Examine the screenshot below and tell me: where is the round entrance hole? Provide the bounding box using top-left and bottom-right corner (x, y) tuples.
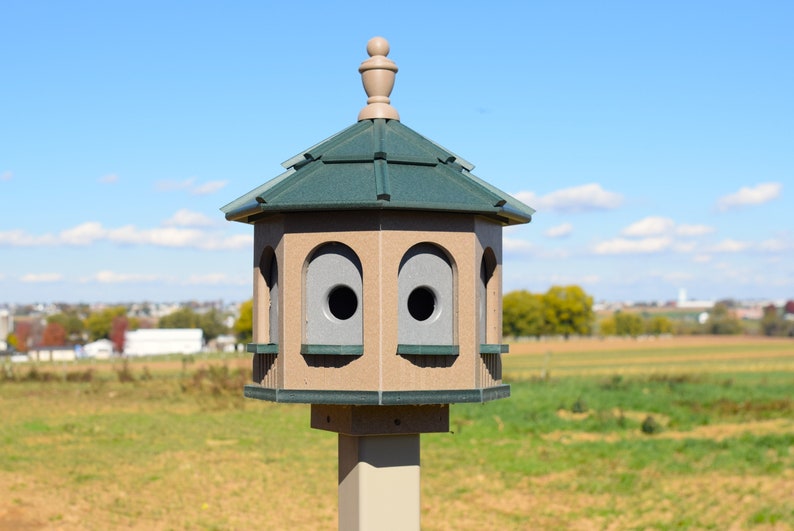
(407, 286), (436, 321)
(327, 285), (358, 321)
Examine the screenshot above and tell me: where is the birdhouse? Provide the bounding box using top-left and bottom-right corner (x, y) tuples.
(222, 37), (534, 415)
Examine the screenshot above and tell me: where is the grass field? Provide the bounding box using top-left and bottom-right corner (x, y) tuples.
(1, 336), (792, 530)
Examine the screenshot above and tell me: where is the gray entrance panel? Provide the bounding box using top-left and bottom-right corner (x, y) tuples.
(398, 243), (453, 344)
(305, 243), (363, 345)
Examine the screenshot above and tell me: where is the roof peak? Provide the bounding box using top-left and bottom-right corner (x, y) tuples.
(358, 37), (400, 122)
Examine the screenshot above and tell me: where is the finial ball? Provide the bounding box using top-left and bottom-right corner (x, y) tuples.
(367, 37), (390, 57)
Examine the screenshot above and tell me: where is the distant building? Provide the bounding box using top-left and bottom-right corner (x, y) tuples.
(676, 288), (715, 309)
(83, 339), (115, 359)
(123, 328), (203, 356)
(209, 334), (240, 353)
(28, 345), (77, 362)
(0, 309), (13, 351)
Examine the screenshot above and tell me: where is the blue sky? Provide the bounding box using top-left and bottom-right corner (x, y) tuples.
(1, 1), (792, 304)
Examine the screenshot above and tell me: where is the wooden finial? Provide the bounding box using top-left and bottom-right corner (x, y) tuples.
(357, 37), (400, 121)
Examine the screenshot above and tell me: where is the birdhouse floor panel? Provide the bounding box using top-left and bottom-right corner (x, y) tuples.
(243, 384), (510, 405)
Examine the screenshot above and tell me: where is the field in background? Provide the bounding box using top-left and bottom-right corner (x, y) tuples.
(1, 336), (792, 530)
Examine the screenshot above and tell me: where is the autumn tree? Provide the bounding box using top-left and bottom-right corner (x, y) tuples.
(614, 312), (644, 337)
(645, 315), (673, 336)
(110, 315), (128, 352)
(542, 285), (594, 338)
(234, 300), (253, 343)
(41, 322), (67, 346)
(14, 320), (32, 352)
(85, 306), (128, 341)
(48, 311), (86, 343)
(502, 291), (544, 338)
(5, 332), (19, 351)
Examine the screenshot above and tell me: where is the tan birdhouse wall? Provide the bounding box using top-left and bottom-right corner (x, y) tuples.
(249, 210), (505, 396)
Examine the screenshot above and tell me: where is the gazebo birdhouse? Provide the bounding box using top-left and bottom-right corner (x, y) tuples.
(222, 37), (534, 530)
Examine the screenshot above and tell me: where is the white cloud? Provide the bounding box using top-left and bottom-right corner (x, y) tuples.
(758, 238), (790, 252)
(709, 239), (752, 253)
(622, 216), (675, 237)
(183, 273), (249, 286)
(716, 182), (782, 211)
(0, 229), (56, 246)
(1, 171), (12, 181)
(192, 180), (228, 195)
(503, 237), (534, 255)
(98, 173), (118, 184)
(155, 177), (196, 192)
(620, 218), (715, 238)
(545, 222), (573, 238)
(2, 221), (251, 251)
(107, 226), (205, 247)
(676, 224), (715, 237)
(543, 273), (601, 286)
(21, 273), (63, 283)
(90, 271), (160, 284)
(164, 209), (216, 227)
(155, 177), (228, 196)
(60, 222), (106, 245)
(672, 241), (697, 253)
(693, 254), (712, 263)
(199, 233), (252, 250)
(651, 270), (694, 283)
(593, 236), (672, 255)
(514, 183), (623, 213)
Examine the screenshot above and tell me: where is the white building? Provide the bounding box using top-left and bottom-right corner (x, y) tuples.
(83, 339), (115, 359)
(28, 345), (77, 362)
(0, 309), (13, 351)
(123, 328), (204, 356)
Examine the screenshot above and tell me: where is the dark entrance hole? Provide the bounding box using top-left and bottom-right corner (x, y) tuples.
(328, 285), (358, 321)
(407, 287), (436, 321)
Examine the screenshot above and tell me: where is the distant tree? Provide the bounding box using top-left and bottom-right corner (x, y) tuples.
(542, 285), (594, 338)
(47, 311), (86, 343)
(159, 307), (228, 341)
(598, 315), (617, 336)
(110, 315), (128, 352)
(645, 315), (673, 336)
(85, 306), (127, 341)
(614, 311), (644, 337)
(717, 298), (738, 309)
(159, 307), (197, 329)
(234, 300), (253, 343)
(707, 302), (743, 335)
(784, 300), (794, 316)
(41, 322), (67, 346)
(14, 321), (32, 352)
(502, 290), (545, 338)
(6, 332), (18, 350)
(760, 304), (784, 337)
(198, 308), (228, 341)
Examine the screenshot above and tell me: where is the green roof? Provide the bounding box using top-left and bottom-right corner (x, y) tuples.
(222, 119), (535, 226)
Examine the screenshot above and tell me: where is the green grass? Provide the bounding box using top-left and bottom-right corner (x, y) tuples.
(1, 338), (793, 529)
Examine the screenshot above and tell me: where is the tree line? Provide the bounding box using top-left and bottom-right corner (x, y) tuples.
(504, 288), (794, 339)
(6, 305), (230, 353)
